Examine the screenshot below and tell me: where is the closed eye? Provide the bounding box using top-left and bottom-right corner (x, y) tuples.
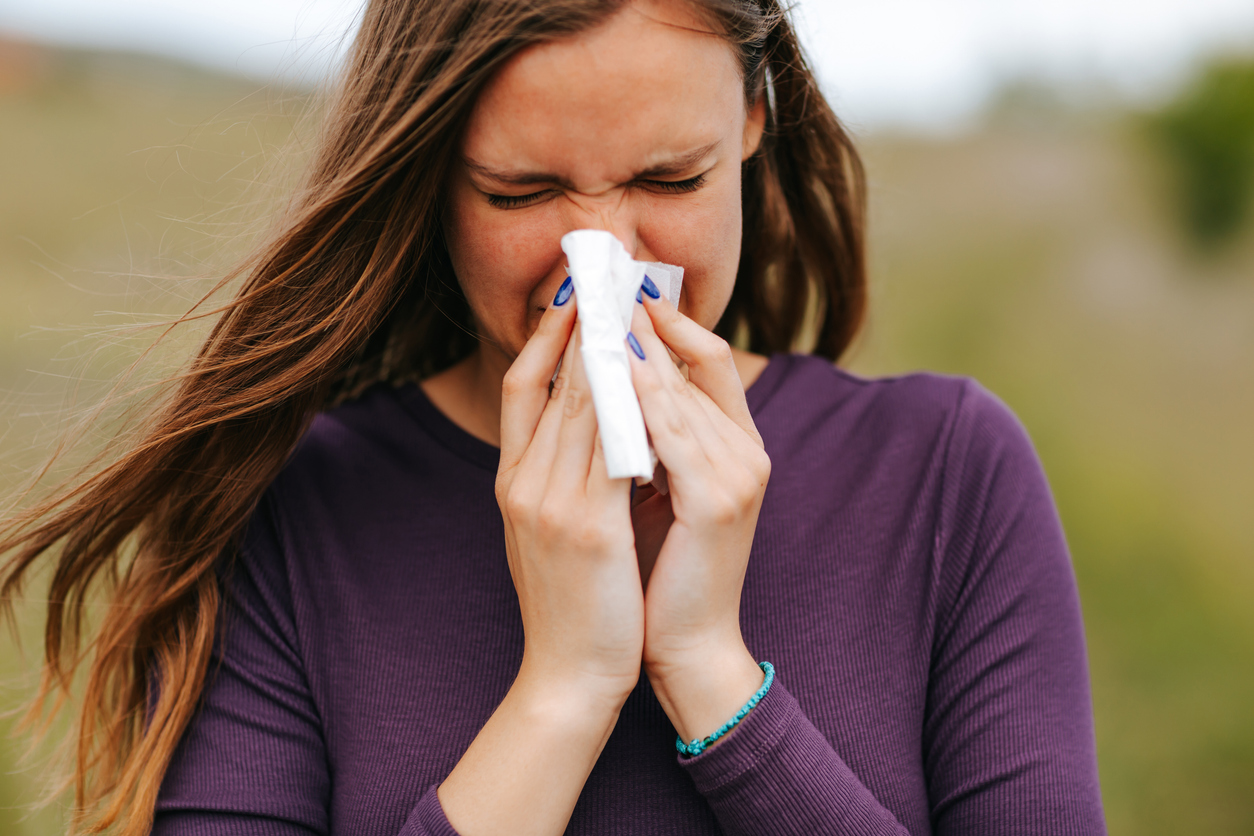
(639, 173), (707, 194)
(485, 189), (557, 209)
(483, 172), (709, 209)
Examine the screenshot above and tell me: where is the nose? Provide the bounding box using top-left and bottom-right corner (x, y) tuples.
(563, 189), (642, 259)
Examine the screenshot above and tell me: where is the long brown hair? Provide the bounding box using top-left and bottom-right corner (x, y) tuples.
(0, 1), (865, 832)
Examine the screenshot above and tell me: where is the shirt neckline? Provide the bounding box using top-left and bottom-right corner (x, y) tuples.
(398, 351), (796, 473)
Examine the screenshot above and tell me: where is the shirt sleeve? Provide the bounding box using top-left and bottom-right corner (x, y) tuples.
(677, 380), (1105, 835)
(151, 493), (460, 836)
(923, 382), (1105, 833)
(677, 675), (911, 834)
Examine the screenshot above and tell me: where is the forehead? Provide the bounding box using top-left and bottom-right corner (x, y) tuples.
(463, 3), (745, 182)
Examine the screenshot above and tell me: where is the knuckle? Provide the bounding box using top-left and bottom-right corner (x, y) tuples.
(568, 519), (605, 551)
(501, 368), (528, 400)
(502, 481), (536, 519)
(702, 468), (765, 526)
(635, 366), (666, 397)
(707, 491), (740, 525)
(702, 335), (735, 368)
(538, 506), (609, 552)
(563, 382), (589, 419)
(535, 499), (564, 537)
(757, 452), (772, 484)
(663, 410), (689, 440)
(548, 371), (568, 400)
(735, 471), (761, 505)
(748, 448), (771, 484)
(724, 472), (752, 504)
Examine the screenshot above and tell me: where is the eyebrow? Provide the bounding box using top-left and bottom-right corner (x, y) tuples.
(463, 141), (720, 190)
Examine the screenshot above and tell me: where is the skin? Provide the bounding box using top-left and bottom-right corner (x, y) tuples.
(426, 3), (772, 833)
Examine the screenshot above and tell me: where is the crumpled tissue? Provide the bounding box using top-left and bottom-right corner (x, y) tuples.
(559, 229), (683, 484)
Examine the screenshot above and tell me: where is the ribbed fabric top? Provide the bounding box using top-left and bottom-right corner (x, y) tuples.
(153, 352), (1106, 835)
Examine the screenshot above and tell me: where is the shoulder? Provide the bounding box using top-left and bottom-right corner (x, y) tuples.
(223, 384), (430, 608)
(761, 352), (1008, 416)
(277, 383), (418, 487)
(756, 353), (1024, 464)
(232, 383), (426, 568)
(755, 354), (1050, 544)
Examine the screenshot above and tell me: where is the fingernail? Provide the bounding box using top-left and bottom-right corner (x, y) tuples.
(636, 288), (643, 304)
(641, 274), (661, 299)
(627, 331), (645, 360)
(553, 276), (574, 306)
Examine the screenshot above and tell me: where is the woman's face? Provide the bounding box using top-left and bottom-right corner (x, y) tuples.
(445, 0), (766, 363)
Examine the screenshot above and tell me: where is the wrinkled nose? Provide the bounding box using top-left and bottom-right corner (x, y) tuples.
(564, 189), (641, 258)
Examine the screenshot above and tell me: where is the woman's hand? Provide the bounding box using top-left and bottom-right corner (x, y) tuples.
(626, 294), (772, 747)
(440, 290), (645, 836)
(495, 290), (646, 708)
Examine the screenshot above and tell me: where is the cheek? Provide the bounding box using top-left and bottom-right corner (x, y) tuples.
(445, 188), (565, 329)
(638, 178), (742, 329)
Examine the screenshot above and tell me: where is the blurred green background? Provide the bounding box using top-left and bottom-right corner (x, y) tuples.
(1, 35), (1252, 836)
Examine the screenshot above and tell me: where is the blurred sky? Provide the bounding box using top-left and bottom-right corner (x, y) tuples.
(2, 0), (1254, 129)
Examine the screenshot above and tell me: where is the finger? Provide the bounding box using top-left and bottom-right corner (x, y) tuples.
(585, 429), (631, 504)
(638, 357), (728, 471)
(629, 302), (688, 391)
(500, 283), (577, 471)
(684, 379), (765, 459)
(630, 310), (760, 492)
(625, 321), (721, 485)
(548, 332), (601, 496)
(629, 304), (731, 458)
(516, 318), (582, 480)
(637, 290), (761, 446)
(630, 325), (771, 521)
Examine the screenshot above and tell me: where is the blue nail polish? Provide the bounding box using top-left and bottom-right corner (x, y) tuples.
(636, 288), (643, 304)
(553, 276), (574, 306)
(641, 274), (661, 299)
(627, 331), (645, 360)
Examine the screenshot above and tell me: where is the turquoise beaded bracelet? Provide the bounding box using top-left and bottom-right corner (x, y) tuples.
(675, 661), (775, 758)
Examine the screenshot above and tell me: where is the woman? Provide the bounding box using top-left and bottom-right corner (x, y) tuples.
(0, 1), (1106, 834)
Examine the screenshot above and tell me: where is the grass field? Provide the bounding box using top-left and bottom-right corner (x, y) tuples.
(1, 43), (1252, 835)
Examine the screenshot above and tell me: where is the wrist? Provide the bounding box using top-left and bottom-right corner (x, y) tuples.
(438, 659), (629, 835)
(513, 659), (634, 724)
(645, 639), (763, 748)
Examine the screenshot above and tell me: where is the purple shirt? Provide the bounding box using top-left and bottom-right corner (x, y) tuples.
(153, 352), (1106, 835)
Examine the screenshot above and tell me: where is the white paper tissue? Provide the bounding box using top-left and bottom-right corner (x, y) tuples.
(559, 230), (683, 481)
